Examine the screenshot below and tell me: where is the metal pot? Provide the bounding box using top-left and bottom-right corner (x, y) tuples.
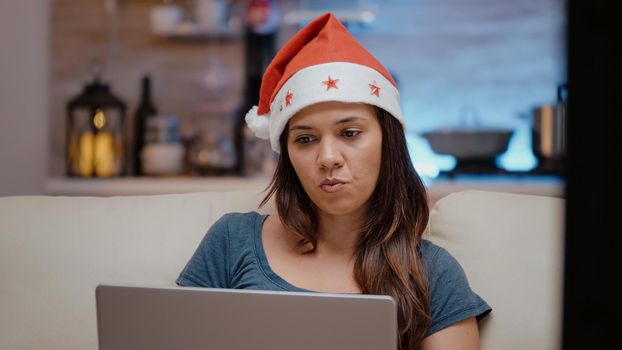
(422, 130), (513, 160)
(531, 84), (567, 171)
(421, 105), (514, 162)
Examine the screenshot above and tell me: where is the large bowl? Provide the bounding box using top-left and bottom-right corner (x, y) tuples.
(421, 129), (514, 161)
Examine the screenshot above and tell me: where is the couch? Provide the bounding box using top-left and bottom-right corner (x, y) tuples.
(0, 189), (564, 350)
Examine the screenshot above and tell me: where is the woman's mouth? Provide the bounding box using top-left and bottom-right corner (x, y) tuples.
(319, 179), (346, 193)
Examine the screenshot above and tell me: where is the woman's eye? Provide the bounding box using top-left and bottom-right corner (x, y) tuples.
(295, 136), (314, 144)
(342, 130), (361, 138)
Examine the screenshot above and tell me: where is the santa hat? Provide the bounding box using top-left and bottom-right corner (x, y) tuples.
(245, 12), (404, 153)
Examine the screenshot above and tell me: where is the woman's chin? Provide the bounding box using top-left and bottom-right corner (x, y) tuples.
(313, 200), (366, 217)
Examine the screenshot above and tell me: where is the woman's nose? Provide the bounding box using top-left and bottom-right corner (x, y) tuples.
(317, 138), (344, 169)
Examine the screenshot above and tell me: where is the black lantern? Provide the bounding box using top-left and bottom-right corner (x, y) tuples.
(66, 75), (127, 177)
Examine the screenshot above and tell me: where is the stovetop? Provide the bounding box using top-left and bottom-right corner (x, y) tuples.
(438, 158), (565, 178)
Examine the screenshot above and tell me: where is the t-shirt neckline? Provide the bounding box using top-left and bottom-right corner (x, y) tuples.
(252, 212), (315, 293)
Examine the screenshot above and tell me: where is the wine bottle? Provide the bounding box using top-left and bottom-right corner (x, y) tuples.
(133, 75), (158, 176)
(234, 0), (279, 175)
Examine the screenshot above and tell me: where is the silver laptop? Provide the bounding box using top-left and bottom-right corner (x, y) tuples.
(95, 284), (397, 350)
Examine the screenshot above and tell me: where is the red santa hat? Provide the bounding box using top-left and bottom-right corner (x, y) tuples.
(245, 12), (404, 152)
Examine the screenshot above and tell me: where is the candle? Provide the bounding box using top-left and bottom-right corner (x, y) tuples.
(78, 132), (94, 177)
(94, 132), (115, 177)
(91, 109), (115, 177)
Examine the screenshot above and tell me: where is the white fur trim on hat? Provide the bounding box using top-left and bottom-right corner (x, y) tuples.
(244, 105), (270, 140)
(266, 62), (404, 153)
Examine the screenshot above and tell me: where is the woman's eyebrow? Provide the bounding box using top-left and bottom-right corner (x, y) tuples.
(335, 116), (364, 125)
(289, 116), (366, 131)
(289, 124), (313, 131)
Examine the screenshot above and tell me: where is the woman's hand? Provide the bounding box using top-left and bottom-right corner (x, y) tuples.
(421, 317), (480, 350)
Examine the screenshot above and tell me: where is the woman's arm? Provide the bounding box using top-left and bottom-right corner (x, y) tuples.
(421, 317), (480, 350)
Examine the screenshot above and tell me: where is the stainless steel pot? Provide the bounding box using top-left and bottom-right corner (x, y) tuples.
(532, 84), (567, 161)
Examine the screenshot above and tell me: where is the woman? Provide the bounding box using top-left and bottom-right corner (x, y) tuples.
(177, 13), (491, 349)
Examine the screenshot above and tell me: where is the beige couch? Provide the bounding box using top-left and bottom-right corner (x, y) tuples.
(0, 189), (564, 350)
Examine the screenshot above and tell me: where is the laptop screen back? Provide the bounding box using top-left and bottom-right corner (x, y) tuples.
(96, 284), (397, 350)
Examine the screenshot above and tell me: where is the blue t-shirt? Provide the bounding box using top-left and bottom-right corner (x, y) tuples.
(176, 212), (491, 335)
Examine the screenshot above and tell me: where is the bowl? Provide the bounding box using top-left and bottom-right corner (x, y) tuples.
(421, 129), (513, 161)
(141, 143), (184, 175)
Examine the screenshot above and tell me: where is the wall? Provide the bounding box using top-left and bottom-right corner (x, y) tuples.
(48, 0), (296, 177)
(0, 0), (50, 196)
(47, 0), (565, 178)
(354, 0), (566, 174)
(0, 0), (564, 192)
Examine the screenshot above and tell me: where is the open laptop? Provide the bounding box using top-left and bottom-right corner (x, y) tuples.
(95, 284), (397, 350)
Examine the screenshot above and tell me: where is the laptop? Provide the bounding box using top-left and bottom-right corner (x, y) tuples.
(95, 284), (397, 350)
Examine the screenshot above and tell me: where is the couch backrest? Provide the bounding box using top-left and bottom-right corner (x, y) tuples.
(0, 190), (271, 350)
(427, 190), (565, 350)
(0, 190), (564, 350)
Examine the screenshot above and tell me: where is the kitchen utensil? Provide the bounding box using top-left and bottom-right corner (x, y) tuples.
(141, 143), (184, 175)
(145, 114), (180, 144)
(421, 105), (514, 162)
(531, 84), (567, 172)
(190, 130), (236, 175)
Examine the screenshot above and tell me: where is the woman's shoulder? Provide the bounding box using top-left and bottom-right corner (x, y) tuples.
(419, 239), (492, 335)
(197, 211), (264, 250)
(210, 211), (265, 233)
(176, 211), (266, 288)
(419, 239), (466, 282)
(209, 211), (267, 250)
(218, 211), (263, 222)
(215, 211), (264, 222)
(419, 239), (451, 265)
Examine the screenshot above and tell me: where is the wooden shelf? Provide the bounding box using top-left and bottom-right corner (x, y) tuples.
(152, 21), (243, 43)
(46, 176), (271, 197)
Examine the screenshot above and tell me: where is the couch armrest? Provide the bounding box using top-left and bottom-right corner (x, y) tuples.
(427, 190), (564, 350)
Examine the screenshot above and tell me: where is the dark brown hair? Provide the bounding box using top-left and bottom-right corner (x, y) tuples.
(260, 107), (431, 349)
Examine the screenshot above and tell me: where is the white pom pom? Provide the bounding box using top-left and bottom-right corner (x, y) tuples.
(244, 106), (270, 140)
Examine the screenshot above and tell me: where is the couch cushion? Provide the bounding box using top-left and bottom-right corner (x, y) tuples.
(0, 189), (564, 350)
(426, 190), (564, 350)
(0, 190), (271, 350)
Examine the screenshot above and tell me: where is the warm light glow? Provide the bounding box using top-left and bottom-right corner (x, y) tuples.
(94, 132), (115, 177)
(93, 109), (106, 129)
(78, 130), (116, 177)
(78, 132), (94, 176)
(198, 149), (210, 164)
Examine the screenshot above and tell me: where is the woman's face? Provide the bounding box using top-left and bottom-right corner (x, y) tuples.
(286, 101), (382, 217)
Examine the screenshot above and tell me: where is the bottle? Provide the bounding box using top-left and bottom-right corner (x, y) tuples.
(234, 0), (279, 175)
(133, 75), (158, 176)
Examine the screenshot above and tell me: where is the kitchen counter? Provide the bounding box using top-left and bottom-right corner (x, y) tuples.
(46, 175), (564, 203)
(423, 174), (564, 202)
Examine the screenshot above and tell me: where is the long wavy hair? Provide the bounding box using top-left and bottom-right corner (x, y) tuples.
(260, 107), (431, 349)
